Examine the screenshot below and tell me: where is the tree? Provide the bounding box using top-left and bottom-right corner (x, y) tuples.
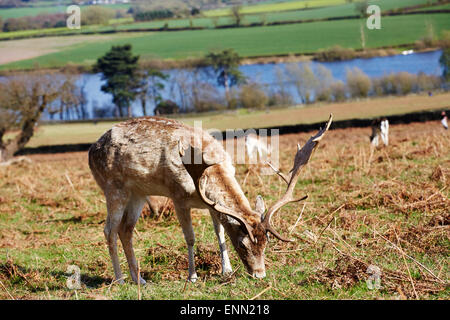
(354, 0), (369, 18)
(231, 5), (243, 27)
(0, 73), (63, 162)
(205, 49), (246, 107)
(440, 47), (450, 82)
(94, 44), (140, 118)
(287, 62), (318, 104)
(137, 68), (168, 116)
(346, 67), (372, 98)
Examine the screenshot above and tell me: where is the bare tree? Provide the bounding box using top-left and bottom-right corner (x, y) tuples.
(231, 4), (243, 27)
(0, 73), (66, 162)
(287, 62), (318, 104)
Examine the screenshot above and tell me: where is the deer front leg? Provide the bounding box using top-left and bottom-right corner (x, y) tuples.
(210, 212), (233, 275)
(174, 205), (198, 282)
(119, 196), (146, 285)
(104, 190), (128, 284)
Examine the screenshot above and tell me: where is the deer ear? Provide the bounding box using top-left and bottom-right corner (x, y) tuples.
(255, 195), (266, 217)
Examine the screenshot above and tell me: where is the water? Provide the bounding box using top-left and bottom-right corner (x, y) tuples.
(42, 49), (444, 120)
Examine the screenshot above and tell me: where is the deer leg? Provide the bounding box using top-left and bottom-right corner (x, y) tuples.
(174, 204), (198, 282)
(104, 189), (129, 284)
(210, 212), (233, 275)
(119, 196), (146, 285)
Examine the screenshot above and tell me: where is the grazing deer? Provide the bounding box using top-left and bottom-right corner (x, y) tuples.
(88, 115), (332, 284)
(370, 117), (389, 147)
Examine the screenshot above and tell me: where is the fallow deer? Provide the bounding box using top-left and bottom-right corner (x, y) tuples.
(88, 115), (332, 284)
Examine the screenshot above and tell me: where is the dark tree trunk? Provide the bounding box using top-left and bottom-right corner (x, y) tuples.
(141, 97), (147, 116)
(0, 98), (47, 162)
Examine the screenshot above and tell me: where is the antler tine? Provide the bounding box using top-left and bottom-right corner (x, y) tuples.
(266, 161), (290, 185)
(262, 114), (333, 242)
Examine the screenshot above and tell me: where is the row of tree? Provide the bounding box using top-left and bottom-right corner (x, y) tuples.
(94, 44), (449, 117)
(93, 45), (246, 117)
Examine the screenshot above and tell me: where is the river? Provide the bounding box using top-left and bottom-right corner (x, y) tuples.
(42, 49), (444, 120)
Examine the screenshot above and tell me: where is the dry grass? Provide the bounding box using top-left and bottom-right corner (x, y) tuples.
(0, 120), (448, 300)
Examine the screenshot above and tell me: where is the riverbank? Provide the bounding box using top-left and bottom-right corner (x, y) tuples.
(19, 92), (450, 148)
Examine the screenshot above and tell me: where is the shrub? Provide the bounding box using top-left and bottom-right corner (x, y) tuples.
(134, 9), (174, 22)
(372, 73), (396, 96)
(238, 83), (268, 109)
(316, 87), (333, 102)
(267, 91), (294, 107)
(346, 67), (371, 98)
(314, 45), (357, 62)
(82, 6), (115, 26)
(191, 82), (225, 112)
(154, 99), (179, 115)
(417, 72), (441, 91)
(394, 72), (416, 95)
(329, 81), (347, 102)
(2, 13), (66, 31)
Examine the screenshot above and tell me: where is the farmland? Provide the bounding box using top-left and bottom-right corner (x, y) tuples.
(0, 120), (448, 300)
(0, 0), (444, 41)
(2, 13), (449, 70)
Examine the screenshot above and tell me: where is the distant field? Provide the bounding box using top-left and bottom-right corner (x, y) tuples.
(0, 0), (442, 41)
(202, 0), (441, 16)
(23, 92), (450, 147)
(0, 3), (131, 19)
(2, 13), (449, 70)
(412, 3), (450, 11)
(204, 0), (346, 16)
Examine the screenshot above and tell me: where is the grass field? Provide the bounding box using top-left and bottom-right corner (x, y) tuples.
(203, 0), (346, 16)
(20, 92), (450, 148)
(2, 13), (449, 70)
(0, 0), (442, 42)
(0, 120), (448, 300)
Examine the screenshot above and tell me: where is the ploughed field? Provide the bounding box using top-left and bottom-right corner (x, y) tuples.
(0, 121), (448, 299)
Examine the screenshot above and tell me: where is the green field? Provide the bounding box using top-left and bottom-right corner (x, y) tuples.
(204, 0), (346, 16)
(0, 0), (443, 41)
(2, 13), (449, 70)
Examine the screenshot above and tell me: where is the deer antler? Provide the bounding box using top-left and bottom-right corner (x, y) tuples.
(263, 114), (333, 242)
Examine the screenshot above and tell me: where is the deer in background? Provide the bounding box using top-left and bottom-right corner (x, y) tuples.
(245, 132), (271, 164)
(370, 117), (389, 147)
(88, 115), (332, 284)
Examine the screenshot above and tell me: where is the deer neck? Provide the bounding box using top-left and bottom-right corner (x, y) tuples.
(202, 164), (261, 227)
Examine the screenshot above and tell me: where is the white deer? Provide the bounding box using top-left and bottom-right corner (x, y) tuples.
(88, 115), (332, 284)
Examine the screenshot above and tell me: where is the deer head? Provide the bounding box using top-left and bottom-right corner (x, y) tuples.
(180, 114), (333, 278)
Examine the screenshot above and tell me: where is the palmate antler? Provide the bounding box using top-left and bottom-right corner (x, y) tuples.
(264, 114), (333, 242)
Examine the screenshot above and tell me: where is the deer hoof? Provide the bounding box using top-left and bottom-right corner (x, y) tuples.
(188, 274), (198, 283)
